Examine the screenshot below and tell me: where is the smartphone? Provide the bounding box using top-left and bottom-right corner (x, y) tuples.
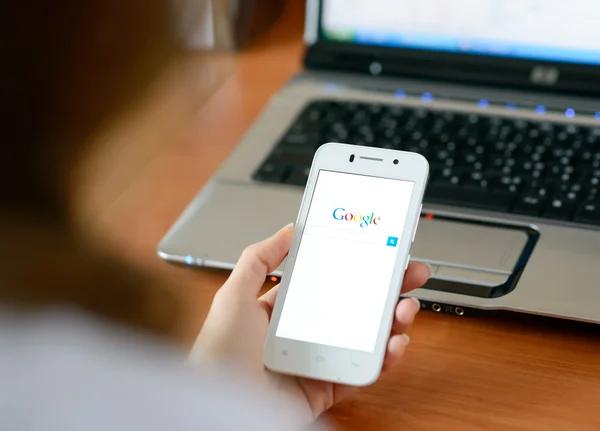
(263, 143), (429, 386)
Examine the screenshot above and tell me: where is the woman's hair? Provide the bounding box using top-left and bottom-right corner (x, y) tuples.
(1, 1), (183, 335)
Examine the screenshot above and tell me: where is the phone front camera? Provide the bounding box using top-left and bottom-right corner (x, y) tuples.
(349, 154), (355, 162)
(393, 159), (399, 165)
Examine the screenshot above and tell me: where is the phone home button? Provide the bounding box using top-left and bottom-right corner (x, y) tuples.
(316, 356), (325, 362)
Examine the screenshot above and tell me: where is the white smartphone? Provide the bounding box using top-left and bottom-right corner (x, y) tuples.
(263, 142), (429, 386)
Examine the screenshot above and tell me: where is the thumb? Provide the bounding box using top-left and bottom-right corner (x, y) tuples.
(221, 224), (294, 299)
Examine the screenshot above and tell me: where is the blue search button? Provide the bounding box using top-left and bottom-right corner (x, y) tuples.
(386, 236), (398, 247)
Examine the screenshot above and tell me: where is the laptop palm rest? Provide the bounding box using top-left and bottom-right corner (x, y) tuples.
(159, 181), (538, 299)
(412, 213), (539, 298)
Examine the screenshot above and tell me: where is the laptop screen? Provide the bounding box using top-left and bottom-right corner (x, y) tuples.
(321, 0), (600, 65)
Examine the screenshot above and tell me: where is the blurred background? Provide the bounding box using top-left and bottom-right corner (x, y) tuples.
(68, 0), (301, 342)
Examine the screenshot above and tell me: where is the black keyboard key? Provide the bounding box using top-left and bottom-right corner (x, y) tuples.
(492, 176), (521, 196)
(254, 163), (288, 183)
(513, 195), (546, 216)
(575, 202), (600, 225)
(282, 132), (319, 147)
(425, 185), (516, 211)
(513, 182), (551, 216)
(285, 167), (310, 186)
(431, 149), (453, 164)
(354, 134), (375, 146)
(269, 151), (314, 167)
(543, 200), (577, 220)
(584, 187), (600, 202)
(349, 109), (371, 126)
(463, 171), (489, 190)
(378, 137), (402, 150)
(542, 185), (580, 221)
(432, 167), (462, 187)
(323, 131), (348, 144)
(276, 141), (319, 156)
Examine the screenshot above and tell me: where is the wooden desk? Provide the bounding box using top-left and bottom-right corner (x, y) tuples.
(86, 1), (600, 429)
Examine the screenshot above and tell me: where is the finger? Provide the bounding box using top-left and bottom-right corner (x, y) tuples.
(222, 224), (294, 298)
(383, 333), (410, 366)
(400, 262), (431, 294)
(392, 297), (420, 335)
(258, 284), (280, 318)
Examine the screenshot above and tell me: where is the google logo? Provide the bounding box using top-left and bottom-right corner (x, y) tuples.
(333, 208), (380, 228)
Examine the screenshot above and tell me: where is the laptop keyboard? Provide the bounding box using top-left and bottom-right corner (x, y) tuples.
(253, 99), (600, 226)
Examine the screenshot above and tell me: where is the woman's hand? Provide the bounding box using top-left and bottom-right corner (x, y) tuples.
(190, 224), (430, 426)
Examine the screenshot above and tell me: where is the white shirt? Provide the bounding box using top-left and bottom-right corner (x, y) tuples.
(0, 307), (328, 431)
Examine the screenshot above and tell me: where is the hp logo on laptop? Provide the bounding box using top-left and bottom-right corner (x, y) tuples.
(530, 66), (560, 86)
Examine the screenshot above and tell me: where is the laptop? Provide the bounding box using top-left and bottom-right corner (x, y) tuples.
(158, 0), (600, 324)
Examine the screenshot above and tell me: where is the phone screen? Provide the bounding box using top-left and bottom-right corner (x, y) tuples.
(276, 170), (415, 353)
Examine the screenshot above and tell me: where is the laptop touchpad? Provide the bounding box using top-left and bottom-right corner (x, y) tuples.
(411, 214), (535, 297)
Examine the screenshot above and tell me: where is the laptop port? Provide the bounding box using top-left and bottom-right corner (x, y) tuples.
(455, 307), (465, 316)
(432, 303), (442, 312)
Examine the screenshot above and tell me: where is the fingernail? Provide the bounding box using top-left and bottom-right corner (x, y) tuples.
(281, 223), (294, 231)
(424, 262), (433, 276)
(410, 296), (421, 310)
(401, 333), (410, 345)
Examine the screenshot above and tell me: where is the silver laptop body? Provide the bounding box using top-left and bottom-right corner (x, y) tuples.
(159, 0), (600, 323)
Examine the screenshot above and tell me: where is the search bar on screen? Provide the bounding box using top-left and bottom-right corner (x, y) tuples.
(303, 225), (399, 247)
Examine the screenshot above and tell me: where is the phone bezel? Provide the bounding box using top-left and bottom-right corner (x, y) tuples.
(263, 142), (429, 386)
